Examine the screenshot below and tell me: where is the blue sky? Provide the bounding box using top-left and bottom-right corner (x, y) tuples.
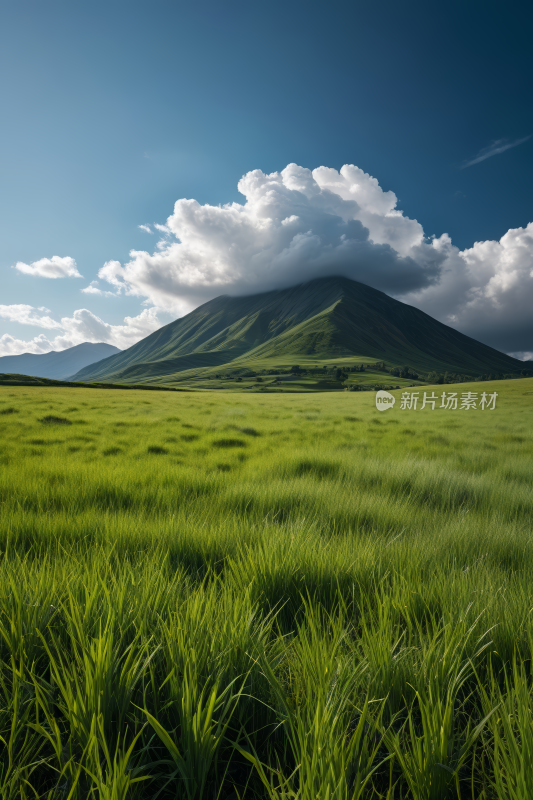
(1, 0), (533, 358)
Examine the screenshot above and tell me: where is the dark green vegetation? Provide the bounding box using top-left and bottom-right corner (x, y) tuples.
(70, 277), (531, 387)
(1, 380), (533, 798)
(1, 363), (423, 395)
(0, 373), (187, 391)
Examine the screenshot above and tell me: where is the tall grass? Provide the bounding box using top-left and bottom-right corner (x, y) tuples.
(0, 379), (532, 797)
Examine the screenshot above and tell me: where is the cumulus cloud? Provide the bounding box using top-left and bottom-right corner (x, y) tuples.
(14, 255), (82, 279)
(401, 221), (533, 353)
(0, 305), (170, 356)
(138, 224), (153, 234)
(90, 163), (533, 355)
(95, 164), (445, 313)
(0, 304), (63, 330)
(0, 333), (59, 356)
(81, 280), (118, 297)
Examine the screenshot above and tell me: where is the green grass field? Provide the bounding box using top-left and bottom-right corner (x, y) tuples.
(0, 379), (532, 799)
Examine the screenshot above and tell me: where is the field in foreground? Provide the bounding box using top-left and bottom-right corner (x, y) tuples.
(0, 379), (532, 799)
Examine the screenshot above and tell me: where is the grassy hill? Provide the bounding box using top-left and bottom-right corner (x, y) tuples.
(70, 276), (532, 385)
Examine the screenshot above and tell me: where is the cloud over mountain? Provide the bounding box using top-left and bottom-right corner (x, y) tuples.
(5, 164), (533, 357)
(93, 164), (533, 355)
(98, 164), (445, 311)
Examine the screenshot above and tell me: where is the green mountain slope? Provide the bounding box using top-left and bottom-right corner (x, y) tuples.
(70, 277), (531, 384)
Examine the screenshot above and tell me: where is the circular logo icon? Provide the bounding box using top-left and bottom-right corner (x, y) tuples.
(375, 390), (396, 411)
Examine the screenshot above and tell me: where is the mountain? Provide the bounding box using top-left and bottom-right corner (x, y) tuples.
(0, 342), (121, 381)
(70, 277), (531, 384)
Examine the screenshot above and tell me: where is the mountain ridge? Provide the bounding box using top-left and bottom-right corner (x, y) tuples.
(70, 277), (532, 384)
(0, 342), (121, 381)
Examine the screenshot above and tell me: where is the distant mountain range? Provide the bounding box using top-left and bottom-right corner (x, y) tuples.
(0, 342), (121, 381)
(69, 277), (531, 385)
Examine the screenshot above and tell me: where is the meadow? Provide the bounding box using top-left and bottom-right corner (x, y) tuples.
(0, 379), (532, 799)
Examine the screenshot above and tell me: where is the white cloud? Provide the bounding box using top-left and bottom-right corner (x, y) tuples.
(138, 224), (153, 233)
(96, 163), (444, 312)
(91, 163), (533, 354)
(14, 255), (82, 279)
(402, 221), (533, 353)
(0, 304), (63, 330)
(0, 305), (170, 356)
(0, 333), (58, 356)
(98, 260), (126, 291)
(81, 280), (118, 297)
